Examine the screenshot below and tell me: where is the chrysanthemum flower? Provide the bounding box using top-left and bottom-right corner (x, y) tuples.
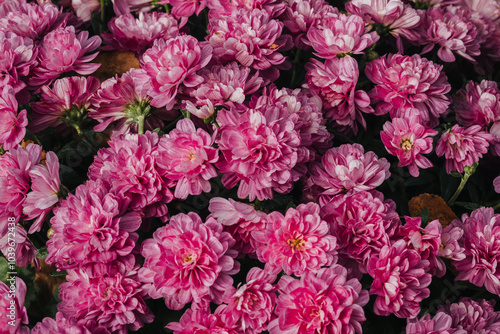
(32, 312), (111, 334)
(365, 53), (451, 126)
(141, 35), (212, 109)
(305, 56), (373, 134)
(0, 277), (29, 334)
(158, 0), (207, 19)
(307, 13), (379, 58)
(102, 12), (181, 54)
(438, 223), (466, 262)
(45, 179), (141, 270)
(207, 0), (286, 20)
(495, 175), (500, 193)
(309, 143), (390, 205)
(367, 239), (432, 318)
(269, 265), (369, 334)
(380, 115), (438, 177)
(72, 0), (100, 22)
(438, 297), (500, 332)
(406, 312), (453, 334)
(167, 307), (238, 334)
(28, 25), (101, 91)
(452, 207), (500, 295)
(435, 124), (492, 174)
(0, 85), (28, 150)
(139, 212), (239, 310)
(0, 224), (36, 268)
(454, 79), (500, 128)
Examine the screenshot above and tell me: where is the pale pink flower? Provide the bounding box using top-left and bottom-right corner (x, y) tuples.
(435, 124), (492, 174)
(305, 56), (374, 134)
(307, 13), (379, 58)
(367, 239), (432, 318)
(439, 297), (500, 333)
(218, 267), (277, 334)
(30, 76), (100, 134)
(102, 12), (181, 54)
(45, 179), (142, 270)
(309, 143), (390, 205)
(494, 175), (500, 193)
(0, 85), (27, 150)
(71, 0), (100, 22)
(0, 277), (29, 334)
(28, 25), (101, 91)
(365, 53), (451, 126)
(139, 212), (239, 310)
(141, 35), (212, 109)
(207, 0), (286, 20)
(253, 203), (337, 276)
(159, 0), (207, 18)
(0, 224), (36, 268)
(167, 306), (238, 334)
(269, 265), (369, 334)
(490, 120), (500, 156)
(32, 312), (111, 334)
(438, 222), (466, 262)
(380, 115), (438, 177)
(406, 312), (453, 334)
(452, 207), (500, 295)
(454, 79), (500, 128)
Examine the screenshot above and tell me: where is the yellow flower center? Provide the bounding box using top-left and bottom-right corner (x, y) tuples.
(400, 138), (413, 152)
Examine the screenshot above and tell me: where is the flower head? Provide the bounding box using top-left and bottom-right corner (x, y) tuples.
(32, 312), (111, 334)
(454, 79), (500, 128)
(439, 297), (500, 333)
(0, 277), (29, 334)
(0, 224), (36, 268)
(0, 85), (27, 150)
(167, 306), (238, 334)
(406, 312), (453, 334)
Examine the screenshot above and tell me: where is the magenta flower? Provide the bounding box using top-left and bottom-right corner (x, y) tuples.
(32, 312), (111, 334)
(380, 115), (438, 177)
(218, 267), (276, 334)
(30, 76), (100, 134)
(28, 25), (101, 91)
(454, 79), (500, 128)
(141, 35), (212, 109)
(207, 0), (286, 20)
(58, 262), (154, 333)
(490, 120), (500, 156)
(309, 143), (390, 205)
(45, 179), (141, 270)
(167, 306), (238, 334)
(0, 85), (27, 150)
(161, 0), (207, 19)
(438, 297), (500, 333)
(406, 312), (453, 334)
(438, 223), (466, 262)
(436, 124), (492, 174)
(72, 0), (100, 22)
(452, 207), (500, 295)
(305, 56), (374, 134)
(102, 12), (181, 54)
(208, 197), (267, 255)
(0, 277), (29, 334)
(365, 53), (451, 126)
(495, 176), (500, 193)
(0, 224), (36, 268)
(253, 203), (337, 276)
(307, 13), (379, 58)
(269, 265), (369, 334)
(367, 239), (432, 318)
(139, 212), (239, 310)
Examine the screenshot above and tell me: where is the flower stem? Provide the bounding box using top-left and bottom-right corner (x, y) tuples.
(493, 201), (500, 211)
(448, 163), (477, 206)
(100, 0), (106, 33)
(137, 115), (145, 135)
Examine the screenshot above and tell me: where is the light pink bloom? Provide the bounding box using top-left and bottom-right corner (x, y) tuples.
(45, 179), (141, 270)
(218, 267), (276, 334)
(309, 143), (390, 205)
(32, 312), (111, 334)
(71, 0), (100, 22)
(141, 35), (211, 109)
(30, 76), (100, 134)
(380, 115), (438, 177)
(0, 85), (27, 150)
(406, 312), (453, 334)
(269, 265), (369, 334)
(452, 207), (500, 295)
(454, 79), (500, 128)
(207, 0), (286, 20)
(435, 124), (492, 174)
(157, 118), (218, 199)
(305, 56), (373, 134)
(367, 239), (432, 318)
(102, 12), (181, 54)
(139, 212), (239, 310)
(167, 306), (238, 334)
(0, 224), (36, 268)
(0, 277), (29, 334)
(307, 13), (379, 58)
(365, 53), (451, 126)
(111, 0), (154, 16)
(438, 297), (500, 333)
(490, 120), (500, 156)
(438, 222), (466, 262)
(495, 175), (500, 193)
(208, 197), (267, 255)
(159, 0), (207, 19)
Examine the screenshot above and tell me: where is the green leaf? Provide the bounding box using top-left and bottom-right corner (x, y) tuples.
(36, 246), (48, 260)
(50, 270), (68, 277)
(454, 201), (483, 210)
(450, 171), (463, 178)
(420, 208), (429, 225)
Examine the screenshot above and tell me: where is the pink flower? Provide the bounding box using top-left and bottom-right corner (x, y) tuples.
(141, 35), (212, 109)
(160, 0), (207, 19)
(58, 262), (154, 333)
(380, 115), (438, 177)
(0, 224), (36, 268)
(45, 179), (142, 270)
(102, 12), (181, 54)
(28, 25), (101, 91)
(208, 197), (267, 255)
(494, 175), (500, 193)
(253, 203), (337, 276)
(269, 265), (369, 334)
(435, 124), (492, 174)
(32, 312), (111, 334)
(438, 223), (466, 262)
(309, 143), (390, 205)
(139, 212), (239, 310)
(157, 119), (218, 199)
(406, 312), (453, 334)
(72, 0), (100, 22)
(452, 207), (500, 295)
(218, 267), (277, 334)
(367, 239), (432, 318)
(438, 297), (500, 333)
(306, 13), (379, 58)
(305, 56), (374, 134)
(0, 277), (29, 334)
(207, 0), (286, 20)
(167, 306), (238, 334)
(365, 53), (451, 126)
(29, 76), (100, 134)
(22, 151), (61, 233)
(490, 120), (500, 156)
(454, 79), (500, 128)
(0, 85), (27, 150)
(216, 107), (301, 201)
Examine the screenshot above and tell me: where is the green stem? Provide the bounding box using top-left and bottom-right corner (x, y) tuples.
(72, 124), (83, 137)
(137, 115), (145, 135)
(448, 171), (472, 206)
(100, 0), (106, 33)
(493, 201), (500, 211)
